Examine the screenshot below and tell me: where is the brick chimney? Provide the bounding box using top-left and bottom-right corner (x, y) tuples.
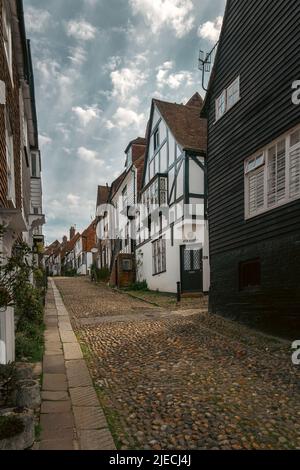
(70, 226), (76, 240)
(62, 236), (68, 247)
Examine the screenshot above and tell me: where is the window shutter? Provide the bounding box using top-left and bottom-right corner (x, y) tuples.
(268, 141), (286, 207)
(248, 167), (265, 216)
(289, 146), (300, 198)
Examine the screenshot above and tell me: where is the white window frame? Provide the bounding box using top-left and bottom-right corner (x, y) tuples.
(2, 1), (13, 84)
(215, 76), (240, 122)
(5, 111), (15, 206)
(245, 124), (300, 219)
(215, 90), (226, 121)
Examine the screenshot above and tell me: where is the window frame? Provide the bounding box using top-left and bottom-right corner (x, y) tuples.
(5, 110), (15, 205)
(239, 258), (261, 292)
(2, 1), (13, 84)
(245, 124), (300, 219)
(152, 237), (166, 276)
(215, 76), (240, 122)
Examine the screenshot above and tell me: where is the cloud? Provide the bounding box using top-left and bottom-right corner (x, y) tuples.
(129, 0), (194, 37)
(68, 46), (87, 66)
(111, 67), (147, 101)
(67, 194), (80, 205)
(24, 6), (51, 33)
(66, 20), (97, 41)
(39, 134), (52, 147)
(103, 56), (122, 73)
(72, 105), (102, 127)
(156, 61), (194, 89)
(198, 16), (223, 42)
(77, 147), (104, 166)
(112, 107), (145, 129)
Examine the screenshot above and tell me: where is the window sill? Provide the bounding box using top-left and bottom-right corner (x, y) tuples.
(153, 270), (167, 277)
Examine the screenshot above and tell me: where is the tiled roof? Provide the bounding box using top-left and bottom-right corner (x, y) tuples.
(44, 240), (60, 257)
(82, 220), (97, 252)
(135, 153), (146, 195)
(110, 170), (127, 200)
(96, 185), (110, 207)
(125, 137), (146, 154)
(61, 233), (80, 259)
(153, 92), (207, 153)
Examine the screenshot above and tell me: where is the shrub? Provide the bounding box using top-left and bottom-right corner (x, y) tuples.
(14, 283), (44, 363)
(91, 264), (110, 283)
(127, 280), (149, 291)
(64, 268), (77, 278)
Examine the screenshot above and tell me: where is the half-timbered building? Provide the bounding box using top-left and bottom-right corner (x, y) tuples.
(136, 93), (209, 294)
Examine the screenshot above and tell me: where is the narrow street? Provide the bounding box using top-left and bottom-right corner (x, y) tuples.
(51, 277), (300, 450)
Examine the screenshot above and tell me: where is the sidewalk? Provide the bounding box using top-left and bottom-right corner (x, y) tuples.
(39, 279), (115, 450)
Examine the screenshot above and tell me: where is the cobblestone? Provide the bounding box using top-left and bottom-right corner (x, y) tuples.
(55, 277), (300, 450)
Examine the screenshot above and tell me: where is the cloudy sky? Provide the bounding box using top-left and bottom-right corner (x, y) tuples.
(23, 0), (225, 245)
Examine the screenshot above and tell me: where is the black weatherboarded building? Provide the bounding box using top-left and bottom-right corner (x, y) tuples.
(201, 0), (300, 336)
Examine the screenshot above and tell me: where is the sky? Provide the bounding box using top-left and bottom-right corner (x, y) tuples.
(23, 0), (226, 245)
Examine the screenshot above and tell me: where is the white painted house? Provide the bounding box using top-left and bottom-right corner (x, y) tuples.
(136, 93), (210, 294)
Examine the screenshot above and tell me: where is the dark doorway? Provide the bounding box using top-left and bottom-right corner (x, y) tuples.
(180, 246), (203, 293)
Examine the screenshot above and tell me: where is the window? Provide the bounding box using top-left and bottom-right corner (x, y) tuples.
(245, 125), (300, 218)
(239, 259), (261, 291)
(215, 76), (240, 121)
(152, 237), (166, 275)
(2, 2), (13, 82)
(154, 128), (160, 151)
(170, 223), (174, 247)
(227, 77), (240, 110)
(215, 90), (226, 120)
(31, 153), (38, 177)
(5, 112), (15, 204)
(122, 259), (132, 272)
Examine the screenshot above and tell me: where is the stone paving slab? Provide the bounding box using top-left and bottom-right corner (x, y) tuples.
(42, 373), (68, 391)
(45, 317), (58, 327)
(63, 342), (83, 360)
(39, 438), (74, 450)
(40, 412), (74, 440)
(43, 355), (65, 374)
(73, 406), (108, 431)
(58, 322), (73, 332)
(66, 360), (92, 388)
(60, 331), (77, 343)
(41, 400), (72, 414)
(79, 430), (116, 450)
(69, 387), (99, 407)
(44, 349), (64, 356)
(40, 279), (116, 452)
(42, 391), (69, 401)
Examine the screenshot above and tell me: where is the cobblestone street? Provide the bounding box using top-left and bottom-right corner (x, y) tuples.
(55, 277), (300, 450)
